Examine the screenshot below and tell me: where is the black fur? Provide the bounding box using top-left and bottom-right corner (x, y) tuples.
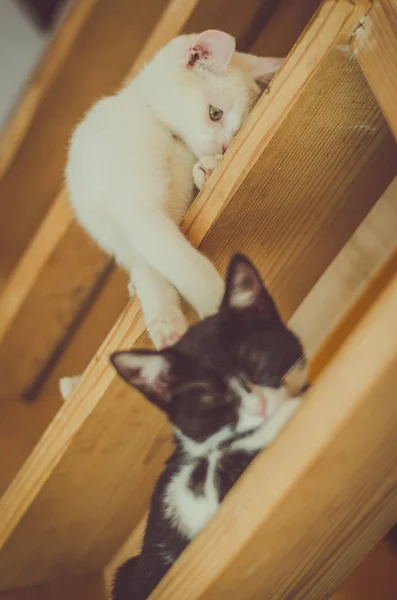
(113, 557), (139, 600)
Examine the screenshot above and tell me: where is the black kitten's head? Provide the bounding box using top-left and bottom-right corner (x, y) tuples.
(111, 255), (308, 443)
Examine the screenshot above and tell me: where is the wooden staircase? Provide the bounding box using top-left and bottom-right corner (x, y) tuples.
(0, 0), (397, 598)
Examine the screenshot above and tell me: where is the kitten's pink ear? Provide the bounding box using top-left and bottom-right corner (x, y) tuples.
(185, 30), (236, 73)
(110, 350), (177, 407)
(221, 254), (279, 319)
(238, 53), (284, 86)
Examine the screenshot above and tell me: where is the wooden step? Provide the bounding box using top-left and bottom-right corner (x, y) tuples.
(0, 0), (394, 590)
(352, 0), (397, 140)
(332, 539), (397, 600)
(108, 537), (397, 599)
(0, 573), (105, 600)
(0, 0), (292, 399)
(290, 176), (397, 356)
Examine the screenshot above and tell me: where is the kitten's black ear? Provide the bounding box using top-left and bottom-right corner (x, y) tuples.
(110, 349), (178, 408)
(221, 254), (279, 320)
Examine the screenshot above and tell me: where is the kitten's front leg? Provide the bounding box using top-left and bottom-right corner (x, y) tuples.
(193, 155), (223, 191)
(130, 254), (188, 349)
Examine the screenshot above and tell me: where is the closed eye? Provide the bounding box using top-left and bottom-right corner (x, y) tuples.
(173, 381), (213, 396)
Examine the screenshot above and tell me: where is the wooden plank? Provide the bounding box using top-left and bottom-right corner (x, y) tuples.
(311, 242), (397, 378)
(0, 573), (105, 600)
(0, 0), (97, 181)
(332, 539), (397, 600)
(0, 192), (111, 398)
(352, 0), (397, 140)
(0, 0), (394, 588)
(106, 536), (397, 600)
(0, 0), (275, 399)
(0, 267), (129, 501)
(291, 175), (397, 356)
(147, 272), (397, 600)
(0, 394), (56, 497)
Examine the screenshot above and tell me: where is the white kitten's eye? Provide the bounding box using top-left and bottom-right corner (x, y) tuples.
(209, 105), (223, 121)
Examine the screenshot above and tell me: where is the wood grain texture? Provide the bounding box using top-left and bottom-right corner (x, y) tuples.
(332, 539), (397, 600)
(0, 394), (56, 497)
(105, 535), (397, 600)
(0, 192), (111, 398)
(311, 242), (397, 378)
(0, 267), (129, 502)
(352, 0), (397, 140)
(0, 573), (105, 600)
(148, 273), (397, 600)
(291, 176), (397, 356)
(0, 0), (394, 589)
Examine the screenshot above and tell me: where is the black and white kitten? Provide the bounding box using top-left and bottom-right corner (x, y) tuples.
(110, 254), (308, 600)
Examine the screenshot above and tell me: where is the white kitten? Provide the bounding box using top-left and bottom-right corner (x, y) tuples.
(66, 29), (282, 349)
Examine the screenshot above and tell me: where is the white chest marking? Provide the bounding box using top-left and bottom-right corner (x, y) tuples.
(164, 453), (219, 540)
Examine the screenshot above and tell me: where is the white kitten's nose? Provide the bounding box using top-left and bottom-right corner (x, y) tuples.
(222, 144), (228, 154)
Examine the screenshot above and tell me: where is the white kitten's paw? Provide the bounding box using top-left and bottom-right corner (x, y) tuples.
(128, 280), (136, 298)
(147, 307), (188, 349)
(194, 268), (225, 318)
(59, 375), (81, 401)
(193, 155), (223, 190)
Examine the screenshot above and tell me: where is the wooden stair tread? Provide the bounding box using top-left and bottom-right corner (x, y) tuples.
(351, 0), (397, 141)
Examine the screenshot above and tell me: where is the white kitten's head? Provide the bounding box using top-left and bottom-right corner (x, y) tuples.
(141, 30), (283, 158)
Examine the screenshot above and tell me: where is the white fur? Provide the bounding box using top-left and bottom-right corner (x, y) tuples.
(59, 375), (81, 401)
(66, 31), (282, 349)
(164, 452), (220, 539)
